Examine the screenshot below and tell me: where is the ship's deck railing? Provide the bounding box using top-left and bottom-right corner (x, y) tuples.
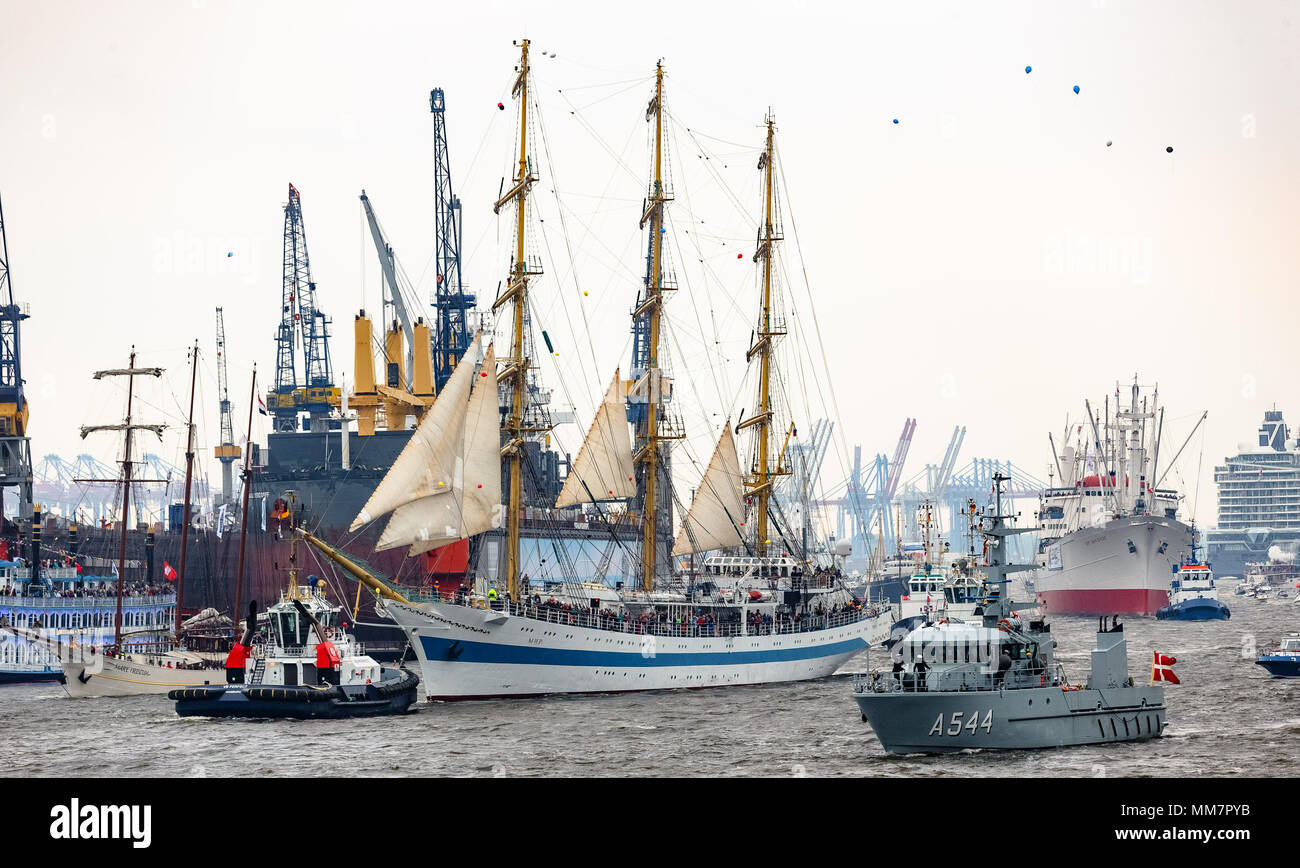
(254, 642), (365, 658)
(854, 663), (1066, 694)
(0, 595), (177, 609)
(416, 596), (886, 638)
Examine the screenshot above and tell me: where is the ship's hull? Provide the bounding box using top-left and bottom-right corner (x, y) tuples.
(1255, 655), (1300, 677)
(170, 666), (418, 718)
(855, 684), (1166, 754)
(61, 655), (226, 698)
(1034, 517), (1194, 616)
(0, 667), (64, 685)
(1155, 598), (1230, 621)
(381, 598), (892, 701)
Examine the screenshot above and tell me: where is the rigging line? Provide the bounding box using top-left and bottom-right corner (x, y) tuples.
(552, 83), (645, 188)
(533, 94), (619, 409)
(670, 114), (757, 224)
(774, 148), (857, 506)
(538, 73), (650, 113)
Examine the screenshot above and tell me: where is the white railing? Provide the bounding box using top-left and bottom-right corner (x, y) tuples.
(0, 595), (176, 609)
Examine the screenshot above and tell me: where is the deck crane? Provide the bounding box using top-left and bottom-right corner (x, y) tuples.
(359, 190), (417, 387)
(270, 183), (338, 432)
(0, 192), (34, 525)
(430, 88), (476, 391)
(213, 307), (240, 504)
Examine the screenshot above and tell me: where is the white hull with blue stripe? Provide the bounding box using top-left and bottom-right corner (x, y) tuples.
(379, 598), (893, 701)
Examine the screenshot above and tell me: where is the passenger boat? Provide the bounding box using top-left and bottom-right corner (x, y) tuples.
(1254, 634), (1300, 677)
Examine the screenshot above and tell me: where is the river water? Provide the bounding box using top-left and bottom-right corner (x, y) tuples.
(3, 583), (1297, 778)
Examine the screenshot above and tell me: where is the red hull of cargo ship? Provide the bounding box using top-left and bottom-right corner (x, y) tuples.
(1036, 587), (1169, 617)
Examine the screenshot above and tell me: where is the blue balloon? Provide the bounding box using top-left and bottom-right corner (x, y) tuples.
(892, 118), (899, 124)
(1073, 85), (1080, 94)
(1025, 65), (1032, 73)
(226, 251), (234, 258)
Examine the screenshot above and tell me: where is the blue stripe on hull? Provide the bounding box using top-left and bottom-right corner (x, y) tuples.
(418, 634), (868, 668)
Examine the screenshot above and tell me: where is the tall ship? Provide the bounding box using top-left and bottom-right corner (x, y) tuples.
(1204, 408), (1300, 578)
(1031, 379), (1200, 615)
(302, 44), (891, 700)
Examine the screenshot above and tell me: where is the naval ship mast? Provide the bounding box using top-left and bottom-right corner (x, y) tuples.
(492, 39), (549, 603)
(630, 62), (683, 592)
(739, 114), (791, 558)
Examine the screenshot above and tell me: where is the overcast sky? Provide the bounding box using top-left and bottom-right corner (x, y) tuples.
(2, 0), (1297, 532)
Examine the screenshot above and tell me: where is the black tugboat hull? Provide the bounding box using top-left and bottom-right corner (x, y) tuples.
(170, 666), (418, 718)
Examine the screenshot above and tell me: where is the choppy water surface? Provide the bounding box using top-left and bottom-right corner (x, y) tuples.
(4, 585), (1298, 778)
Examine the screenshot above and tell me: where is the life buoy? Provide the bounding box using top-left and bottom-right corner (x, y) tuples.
(997, 619), (1012, 632)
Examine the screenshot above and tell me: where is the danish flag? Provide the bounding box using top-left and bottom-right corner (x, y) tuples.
(1150, 651), (1180, 684)
(163, 561), (178, 582)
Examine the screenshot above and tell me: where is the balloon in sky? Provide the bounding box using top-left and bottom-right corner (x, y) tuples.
(892, 118), (899, 124)
(227, 252), (234, 258)
(1106, 140), (1113, 147)
(497, 102), (505, 110)
(1166, 146), (1174, 153)
(1025, 65), (1032, 73)
(737, 253), (743, 259)
(1073, 85), (1080, 94)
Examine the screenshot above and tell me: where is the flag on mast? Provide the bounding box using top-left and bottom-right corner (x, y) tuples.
(261, 495), (267, 532)
(257, 394), (268, 416)
(216, 503), (227, 539)
(163, 561), (177, 582)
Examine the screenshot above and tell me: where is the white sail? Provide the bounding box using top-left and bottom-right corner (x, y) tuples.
(672, 422), (746, 556)
(350, 332), (482, 531)
(555, 370), (635, 508)
(405, 346), (503, 556)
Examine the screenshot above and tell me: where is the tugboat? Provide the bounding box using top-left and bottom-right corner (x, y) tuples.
(171, 582), (418, 718)
(1155, 557), (1230, 621)
(853, 474), (1169, 754)
(1254, 633), (1300, 677)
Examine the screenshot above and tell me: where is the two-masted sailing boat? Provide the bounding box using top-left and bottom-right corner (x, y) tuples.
(58, 346), (227, 697)
(302, 41), (891, 700)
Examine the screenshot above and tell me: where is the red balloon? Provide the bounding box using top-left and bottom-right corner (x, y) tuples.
(737, 253), (743, 259)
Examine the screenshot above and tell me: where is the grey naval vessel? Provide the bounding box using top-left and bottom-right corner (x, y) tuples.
(853, 474), (1167, 754)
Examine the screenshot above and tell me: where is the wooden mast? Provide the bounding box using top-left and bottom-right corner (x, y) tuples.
(491, 38), (543, 603)
(175, 340), (199, 639)
(112, 351), (138, 647)
(78, 349), (164, 648)
(233, 365), (257, 626)
(739, 114), (787, 557)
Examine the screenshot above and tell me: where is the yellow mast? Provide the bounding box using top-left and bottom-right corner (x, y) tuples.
(739, 113), (788, 556)
(635, 62), (676, 593)
(491, 38), (543, 602)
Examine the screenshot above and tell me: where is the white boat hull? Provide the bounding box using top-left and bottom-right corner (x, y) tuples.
(381, 599), (893, 701)
(1033, 517), (1195, 615)
(61, 654), (225, 698)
